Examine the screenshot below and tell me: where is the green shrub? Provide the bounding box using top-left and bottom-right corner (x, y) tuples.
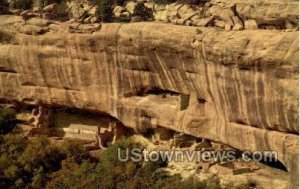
(0, 134), (222, 189)
(42, 0), (63, 6)
(0, 107), (17, 135)
(115, 0), (126, 6)
(0, 107), (16, 120)
(46, 158), (98, 189)
(133, 2), (152, 20)
(0, 134), (91, 188)
(177, 0), (203, 4)
(153, 0), (176, 4)
(9, 0), (33, 10)
(0, 0), (9, 14)
(59, 139), (91, 163)
(92, 0), (114, 22)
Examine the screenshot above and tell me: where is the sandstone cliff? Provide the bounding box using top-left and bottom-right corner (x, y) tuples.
(0, 0), (298, 188)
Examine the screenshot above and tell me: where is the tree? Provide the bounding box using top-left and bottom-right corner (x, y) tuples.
(0, 107), (17, 135)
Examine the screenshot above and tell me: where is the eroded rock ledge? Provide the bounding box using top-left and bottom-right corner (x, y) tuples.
(0, 13), (298, 188)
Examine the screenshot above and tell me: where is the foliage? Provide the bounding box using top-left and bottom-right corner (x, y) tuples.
(133, 2), (152, 20)
(9, 0), (33, 10)
(153, 0), (176, 4)
(0, 107), (16, 120)
(39, 0), (63, 7)
(92, 0), (114, 22)
(58, 139), (91, 163)
(0, 134), (222, 188)
(0, 107), (17, 135)
(46, 158), (98, 189)
(0, 135), (89, 188)
(0, 0), (9, 13)
(47, 137), (217, 189)
(115, 0), (126, 6)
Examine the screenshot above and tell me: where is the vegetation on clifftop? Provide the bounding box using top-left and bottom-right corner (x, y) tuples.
(9, 0), (33, 10)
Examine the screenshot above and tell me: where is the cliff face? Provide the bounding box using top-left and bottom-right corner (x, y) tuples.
(0, 1), (299, 186)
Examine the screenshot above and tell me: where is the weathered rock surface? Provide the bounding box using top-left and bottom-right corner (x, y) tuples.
(0, 2), (298, 186)
(152, 0), (299, 30)
(4, 0), (299, 30)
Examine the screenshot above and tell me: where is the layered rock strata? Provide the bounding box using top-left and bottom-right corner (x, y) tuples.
(0, 6), (298, 188)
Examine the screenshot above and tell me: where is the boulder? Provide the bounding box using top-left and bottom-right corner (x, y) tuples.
(177, 4), (199, 22)
(83, 15), (93, 24)
(214, 20), (225, 28)
(236, 1), (298, 30)
(224, 23), (232, 31)
(232, 15), (244, 30)
(42, 3), (66, 19)
(153, 4), (167, 21)
(165, 3), (182, 22)
(120, 12), (131, 21)
(66, 1), (87, 20)
(90, 16), (98, 24)
(190, 14), (202, 22)
(144, 2), (154, 10)
(207, 5), (234, 26)
(194, 16), (214, 27)
(43, 3), (57, 13)
(113, 5), (127, 18)
(20, 10), (37, 21)
(10, 9), (22, 15)
(87, 5), (97, 16)
(20, 10), (31, 17)
(154, 9), (168, 21)
(244, 19), (258, 30)
(113, 5), (131, 21)
(233, 23), (243, 31)
(125, 1), (138, 14)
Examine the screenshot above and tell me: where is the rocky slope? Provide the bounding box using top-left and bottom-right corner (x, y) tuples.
(0, 0), (298, 188)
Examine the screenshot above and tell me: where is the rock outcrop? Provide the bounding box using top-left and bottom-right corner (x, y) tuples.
(150, 0), (299, 30)
(0, 0), (298, 188)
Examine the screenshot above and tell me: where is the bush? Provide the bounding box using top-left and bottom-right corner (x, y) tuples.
(9, 0), (33, 10)
(0, 107), (16, 120)
(153, 0), (176, 4)
(0, 135), (90, 188)
(115, 0), (126, 6)
(92, 0), (114, 22)
(133, 2), (152, 20)
(0, 107), (17, 135)
(0, 0), (9, 14)
(34, 0), (64, 9)
(59, 139), (91, 163)
(0, 134), (221, 188)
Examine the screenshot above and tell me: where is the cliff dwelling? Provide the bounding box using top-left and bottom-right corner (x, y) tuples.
(0, 0), (298, 188)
